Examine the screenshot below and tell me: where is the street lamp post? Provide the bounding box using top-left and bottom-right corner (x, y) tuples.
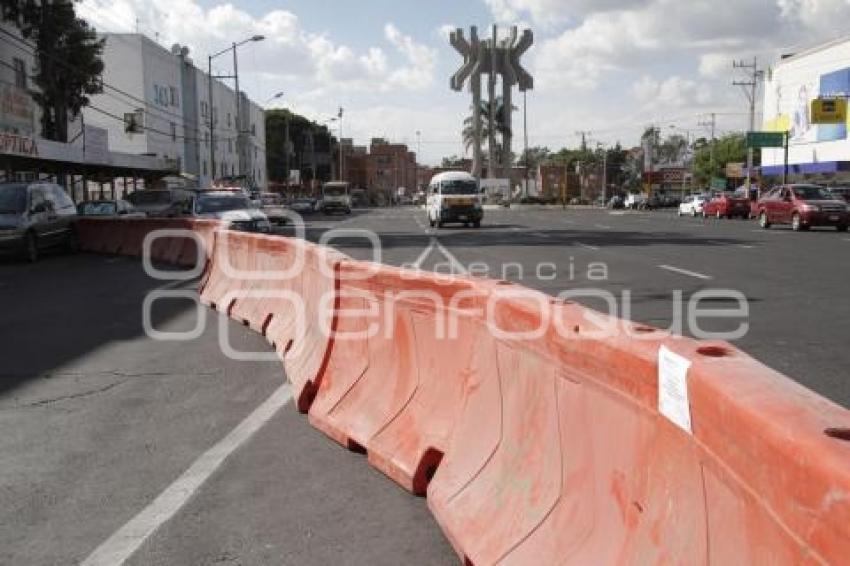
(207, 35), (264, 185)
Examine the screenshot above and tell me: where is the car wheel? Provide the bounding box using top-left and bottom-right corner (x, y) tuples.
(25, 232), (38, 263)
(677, 210), (682, 217)
(791, 213), (804, 231)
(837, 224), (848, 232)
(473, 220), (481, 228)
(428, 217), (435, 228)
(759, 212), (770, 229)
(691, 209), (697, 217)
(716, 210), (722, 219)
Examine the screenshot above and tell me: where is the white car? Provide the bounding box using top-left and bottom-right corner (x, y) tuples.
(678, 195), (709, 217)
(624, 193), (647, 209)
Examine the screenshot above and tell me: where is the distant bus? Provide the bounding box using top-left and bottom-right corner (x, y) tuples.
(321, 181), (352, 215)
(426, 171), (483, 228)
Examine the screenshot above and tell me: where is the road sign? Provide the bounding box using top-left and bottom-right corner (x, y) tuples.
(746, 131), (786, 148)
(811, 98), (847, 124)
(711, 177), (727, 190)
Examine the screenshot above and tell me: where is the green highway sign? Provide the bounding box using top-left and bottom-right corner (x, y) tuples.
(711, 177), (727, 190)
(747, 131), (786, 149)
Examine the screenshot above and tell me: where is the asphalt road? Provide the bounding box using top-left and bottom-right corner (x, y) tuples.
(291, 205), (850, 408)
(0, 254), (454, 565)
(1, 206), (847, 565)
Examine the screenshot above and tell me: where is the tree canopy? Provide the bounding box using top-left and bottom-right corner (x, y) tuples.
(20, 0), (105, 142)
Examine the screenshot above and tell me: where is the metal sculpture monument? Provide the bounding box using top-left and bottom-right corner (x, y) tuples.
(450, 25), (533, 179)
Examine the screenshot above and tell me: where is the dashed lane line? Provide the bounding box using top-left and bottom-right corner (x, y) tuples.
(658, 264), (713, 280)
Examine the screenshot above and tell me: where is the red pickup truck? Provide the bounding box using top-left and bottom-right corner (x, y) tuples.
(757, 184), (850, 231)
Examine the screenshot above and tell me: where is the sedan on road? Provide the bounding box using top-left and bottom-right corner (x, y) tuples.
(0, 182), (78, 262)
(758, 184), (849, 231)
(289, 198), (318, 215)
(703, 192), (751, 219)
(190, 191), (271, 233)
(259, 193), (289, 226)
(678, 194), (709, 217)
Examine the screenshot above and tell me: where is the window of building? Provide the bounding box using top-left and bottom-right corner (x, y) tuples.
(227, 113), (231, 127)
(170, 122), (176, 141)
(251, 123), (256, 135)
(205, 132), (209, 147)
(12, 58), (26, 89)
(213, 107), (218, 125)
(170, 86), (179, 107)
(228, 139), (232, 153)
(201, 102), (207, 118)
(202, 160), (207, 176)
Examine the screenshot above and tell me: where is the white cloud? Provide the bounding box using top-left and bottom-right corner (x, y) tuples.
(77, 0), (435, 94)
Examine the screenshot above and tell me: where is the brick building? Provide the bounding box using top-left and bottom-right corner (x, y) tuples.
(343, 138), (418, 204)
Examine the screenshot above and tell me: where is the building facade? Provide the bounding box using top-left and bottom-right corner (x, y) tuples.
(84, 34), (267, 190)
(762, 35), (850, 181)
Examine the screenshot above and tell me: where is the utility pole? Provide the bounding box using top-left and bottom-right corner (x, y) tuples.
(575, 130), (591, 152)
(337, 107), (344, 181)
(523, 89), (529, 198)
(698, 112), (717, 179)
(733, 57), (764, 191)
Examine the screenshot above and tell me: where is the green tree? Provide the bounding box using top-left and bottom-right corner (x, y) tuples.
(440, 155), (466, 168)
(21, 0), (105, 142)
(692, 133), (758, 185)
(462, 96), (514, 162)
(517, 146), (550, 170)
(266, 109), (334, 185)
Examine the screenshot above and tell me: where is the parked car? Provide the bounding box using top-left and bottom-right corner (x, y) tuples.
(289, 197), (317, 215)
(77, 199), (145, 218)
(757, 184), (849, 231)
(126, 188), (195, 217)
(259, 193), (289, 226)
(678, 194), (709, 217)
(703, 192), (751, 219)
(188, 191), (271, 233)
(624, 193), (646, 209)
(0, 181), (78, 262)
(606, 195), (625, 209)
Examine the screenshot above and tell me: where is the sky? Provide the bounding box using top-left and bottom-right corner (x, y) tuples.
(76, 0), (850, 165)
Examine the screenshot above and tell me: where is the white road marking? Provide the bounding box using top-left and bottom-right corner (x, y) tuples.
(533, 231), (552, 239)
(737, 244), (756, 249)
(594, 224), (613, 230)
(576, 242), (600, 251)
(658, 265), (713, 280)
(411, 239), (436, 269)
(81, 384), (294, 566)
(436, 240), (469, 275)
(750, 229), (786, 234)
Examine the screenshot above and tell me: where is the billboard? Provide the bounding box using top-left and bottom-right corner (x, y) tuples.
(762, 38), (850, 170)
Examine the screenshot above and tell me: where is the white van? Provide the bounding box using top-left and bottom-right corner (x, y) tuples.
(426, 171), (483, 228)
(321, 181), (352, 215)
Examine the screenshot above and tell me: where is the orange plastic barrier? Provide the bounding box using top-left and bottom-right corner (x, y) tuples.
(75, 218), (850, 564)
(200, 230), (344, 412)
(423, 288), (850, 565)
(308, 261), (485, 494)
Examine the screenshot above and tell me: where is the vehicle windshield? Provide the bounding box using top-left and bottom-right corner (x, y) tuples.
(261, 195), (281, 205)
(792, 185), (832, 200)
(79, 202), (117, 216)
(324, 186), (347, 197)
(441, 180), (478, 195)
(197, 196), (252, 213)
(128, 191), (171, 205)
(0, 184), (27, 213)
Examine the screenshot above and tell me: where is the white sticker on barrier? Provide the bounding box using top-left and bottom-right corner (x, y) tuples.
(658, 346), (693, 434)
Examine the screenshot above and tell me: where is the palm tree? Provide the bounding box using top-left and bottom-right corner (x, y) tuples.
(462, 97), (515, 172)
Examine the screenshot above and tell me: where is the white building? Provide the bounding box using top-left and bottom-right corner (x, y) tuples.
(84, 33), (267, 190)
(762, 36), (850, 180)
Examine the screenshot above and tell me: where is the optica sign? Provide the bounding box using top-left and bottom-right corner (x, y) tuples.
(0, 132), (39, 157)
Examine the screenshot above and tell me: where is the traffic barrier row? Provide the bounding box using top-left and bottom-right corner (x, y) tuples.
(76, 219), (850, 565)
(76, 217), (221, 266)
